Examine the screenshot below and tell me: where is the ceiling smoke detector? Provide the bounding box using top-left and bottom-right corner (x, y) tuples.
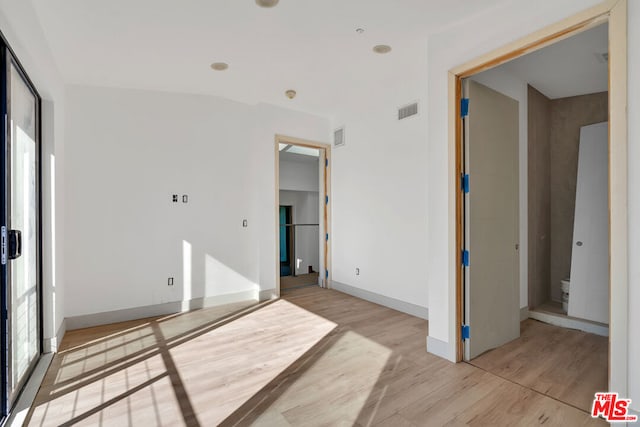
(373, 45), (392, 54)
(256, 0), (279, 7)
(285, 90), (297, 99)
(210, 62), (229, 71)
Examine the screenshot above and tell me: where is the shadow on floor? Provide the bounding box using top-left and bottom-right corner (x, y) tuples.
(26, 299), (274, 427)
(27, 287), (606, 426)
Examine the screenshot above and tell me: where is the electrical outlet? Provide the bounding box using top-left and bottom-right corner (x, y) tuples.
(182, 195), (188, 203)
(172, 195), (178, 202)
(168, 277), (174, 286)
(242, 219), (248, 228)
(356, 268), (360, 276)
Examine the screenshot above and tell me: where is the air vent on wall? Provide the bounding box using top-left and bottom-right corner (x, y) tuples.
(334, 127), (345, 147)
(398, 102), (418, 120)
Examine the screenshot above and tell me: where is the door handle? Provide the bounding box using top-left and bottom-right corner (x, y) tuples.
(8, 229), (21, 260)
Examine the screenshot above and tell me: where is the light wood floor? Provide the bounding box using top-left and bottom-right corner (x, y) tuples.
(535, 301), (567, 316)
(280, 273), (319, 290)
(26, 287), (605, 426)
(469, 318), (608, 413)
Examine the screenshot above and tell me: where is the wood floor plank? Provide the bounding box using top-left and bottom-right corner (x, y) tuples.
(27, 286), (604, 426)
(470, 318), (607, 412)
(280, 273), (319, 290)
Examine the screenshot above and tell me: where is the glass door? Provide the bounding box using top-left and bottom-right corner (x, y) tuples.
(1, 48), (41, 415)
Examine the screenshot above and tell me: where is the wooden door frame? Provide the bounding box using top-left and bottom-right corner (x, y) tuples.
(450, 0), (627, 396)
(274, 135), (332, 296)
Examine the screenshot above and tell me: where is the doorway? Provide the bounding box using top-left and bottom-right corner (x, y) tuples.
(279, 205), (294, 277)
(0, 42), (42, 420)
(453, 1), (627, 411)
(461, 31), (610, 408)
(463, 21), (611, 358)
(275, 135), (331, 295)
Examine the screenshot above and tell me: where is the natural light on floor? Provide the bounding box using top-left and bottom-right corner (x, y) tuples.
(24, 297), (397, 426)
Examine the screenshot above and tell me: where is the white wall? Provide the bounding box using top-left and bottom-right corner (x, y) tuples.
(471, 69), (529, 310)
(627, 0), (640, 412)
(279, 190), (320, 275)
(330, 39), (429, 309)
(64, 86), (329, 317)
(0, 0), (66, 348)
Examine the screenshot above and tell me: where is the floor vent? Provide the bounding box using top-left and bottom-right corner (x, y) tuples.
(398, 102), (418, 120)
(334, 127), (345, 147)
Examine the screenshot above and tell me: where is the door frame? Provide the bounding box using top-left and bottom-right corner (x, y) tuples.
(450, 0), (627, 396)
(0, 33), (43, 419)
(274, 135), (331, 296)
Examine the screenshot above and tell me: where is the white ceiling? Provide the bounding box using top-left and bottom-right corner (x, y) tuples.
(279, 144), (319, 157)
(31, 0), (505, 117)
(499, 23), (608, 99)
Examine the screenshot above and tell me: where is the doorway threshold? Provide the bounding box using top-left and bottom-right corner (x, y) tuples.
(4, 353), (54, 427)
(528, 303), (609, 337)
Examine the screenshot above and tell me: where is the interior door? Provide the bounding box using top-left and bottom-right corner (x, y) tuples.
(2, 51), (40, 411)
(464, 80), (520, 360)
(568, 122), (609, 324)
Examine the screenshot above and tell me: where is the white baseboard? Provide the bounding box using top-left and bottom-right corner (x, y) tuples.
(528, 309), (609, 336)
(66, 290), (259, 331)
(426, 335), (456, 362)
(43, 319), (67, 353)
(331, 281), (428, 319)
(520, 306), (529, 321)
(259, 288), (277, 301)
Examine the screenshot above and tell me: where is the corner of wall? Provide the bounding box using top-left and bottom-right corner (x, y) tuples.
(426, 335), (456, 362)
(43, 318), (66, 354)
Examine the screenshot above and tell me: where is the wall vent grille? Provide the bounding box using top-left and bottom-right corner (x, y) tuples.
(398, 102), (419, 120)
(334, 127), (345, 147)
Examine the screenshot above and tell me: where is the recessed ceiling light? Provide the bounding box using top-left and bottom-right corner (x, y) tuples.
(256, 0), (279, 7)
(373, 45), (392, 54)
(210, 62), (229, 71)
(285, 90), (297, 99)
(356, 28), (365, 34)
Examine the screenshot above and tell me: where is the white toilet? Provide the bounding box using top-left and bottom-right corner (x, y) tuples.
(561, 278), (570, 313)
